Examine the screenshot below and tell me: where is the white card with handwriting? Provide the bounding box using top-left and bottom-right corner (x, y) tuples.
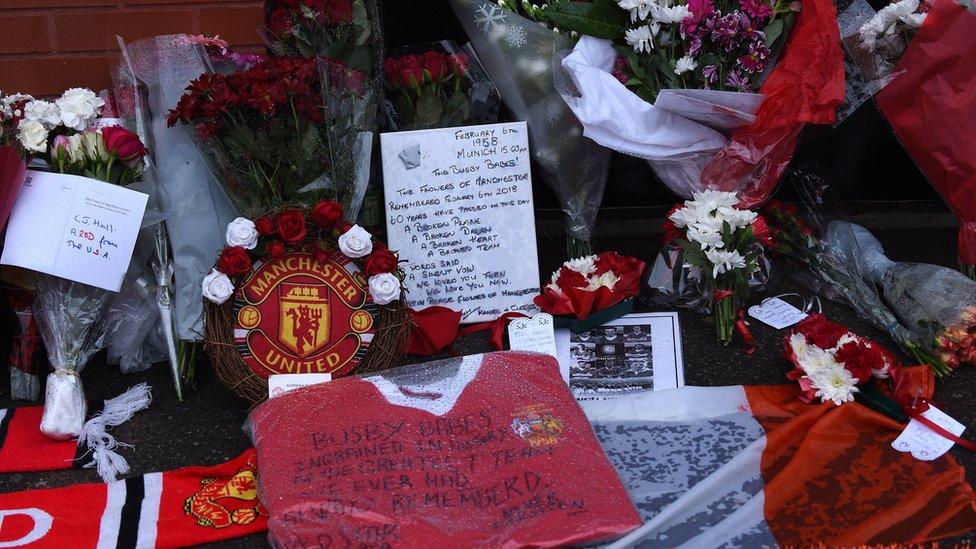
(1, 170), (148, 292)
(269, 373), (333, 399)
(508, 313), (558, 357)
(381, 122), (540, 322)
(892, 405), (966, 461)
(749, 297), (808, 330)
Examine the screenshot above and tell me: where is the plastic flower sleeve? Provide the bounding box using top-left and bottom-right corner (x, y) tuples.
(449, 0), (612, 251)
(117, 35), (239, 341)
(33, 275), (113, 439)
(5, 287), (44, 401)
(874, 0), (976, 277)
(383, 40), (500, 131)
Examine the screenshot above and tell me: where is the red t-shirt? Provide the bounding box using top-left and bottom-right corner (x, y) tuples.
(250, 351), (640, 548)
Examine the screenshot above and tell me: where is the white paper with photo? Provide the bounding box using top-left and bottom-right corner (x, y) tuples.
(555, 312), (684, 401)
(381, 121), (541, 322)
(1, 171), (148, 292)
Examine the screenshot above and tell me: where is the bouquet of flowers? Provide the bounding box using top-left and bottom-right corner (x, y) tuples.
(654, 190), (770, 345)
(872, 0), (976, 280)
(785, 313), (900, 405)
(383, 41), (500, 131)
(168, 56), (372, 216)
(449, 0), (613, 257)
(535, 252), (646, 327)
(552, 0), (843, 207)
(265, 0), (380, 66)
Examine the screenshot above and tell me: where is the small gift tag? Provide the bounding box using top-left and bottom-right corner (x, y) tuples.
(892, 405), (966, 461)
(268, 373), (332, 399)
(508, 313), (557, 359)
(748, 298), (808, 329)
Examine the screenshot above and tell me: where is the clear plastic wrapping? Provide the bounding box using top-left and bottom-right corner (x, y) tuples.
(449, 0), (612, 246)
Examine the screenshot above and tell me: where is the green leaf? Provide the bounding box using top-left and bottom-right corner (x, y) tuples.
(415, 87), (443, 126)
(544, 0), (629, 39)
(301, 125), (321, 161)
(763, 19), (784, 48)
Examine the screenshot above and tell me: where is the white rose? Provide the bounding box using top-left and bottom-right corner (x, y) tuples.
(225, 217), (259, 250)
(338, 224), (374, 258)
(17, 120), (48, 153)
(368, 273), (401, 305)
(56, 88), (103, 131)
(65, 134), (84, 163)
(202, 269), (235, 304)
(23, 100), (62, 129)
(80, 131), (109, 162)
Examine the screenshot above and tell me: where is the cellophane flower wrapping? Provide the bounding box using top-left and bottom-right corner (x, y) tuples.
(383, 40), (501, 131)
(535, 252), (646, 320)
(117, 35), (240, 341)
(558, 0), (844, 206)
(33, 274), (112, 439)
(449, 0), (613, 249)
(874, 0), (976, 276)
(826, 221), (976, 373)
(5, 287), (44, 401)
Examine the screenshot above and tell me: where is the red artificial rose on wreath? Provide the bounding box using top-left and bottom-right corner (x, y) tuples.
(102, 125), (148, 166)
(397, 55), (425, 87)
(267, 239), (285, 258)
(422, 51), (452, 82)
(310, 200), (343, 228)
(218, 246), (252, 276)
(276, 209), (307, 244)
(364, 248), (399, 276)
(254, 216), (275, 236)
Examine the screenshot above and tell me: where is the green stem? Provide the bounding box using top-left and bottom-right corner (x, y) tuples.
(714, 289), (736, 346)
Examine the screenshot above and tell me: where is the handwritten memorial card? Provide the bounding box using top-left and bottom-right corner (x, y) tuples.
(381, 122), (541, 322)
(1, 170), (148, 292)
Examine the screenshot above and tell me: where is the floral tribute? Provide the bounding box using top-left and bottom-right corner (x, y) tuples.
(785, 314), (901, 405)
(266, 0), (375, 64)
(384, 49), (478, 130)
(665, 190), (770, 345)
(202, 200), (403, 307)
(535, 252), (646, 320)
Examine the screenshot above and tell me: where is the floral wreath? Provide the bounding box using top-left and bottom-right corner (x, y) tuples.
(202, 199), (408, 404)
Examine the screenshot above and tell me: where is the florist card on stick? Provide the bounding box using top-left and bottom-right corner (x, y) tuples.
(381, 121), (540, 322)
(1, 170), (147, 292)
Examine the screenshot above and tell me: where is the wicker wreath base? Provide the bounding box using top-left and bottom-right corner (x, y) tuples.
(205, 297), (410, 406)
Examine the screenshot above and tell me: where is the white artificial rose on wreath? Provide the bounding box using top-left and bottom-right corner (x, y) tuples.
(338, 224), (374, 258)
(202, 269), (235, 304)
(17, 120), (48, 153)
(368, 273), (401, 305)
(23, 100), (62, 129)
(56, 88), (103, 131)
(225, 217), (259, 249)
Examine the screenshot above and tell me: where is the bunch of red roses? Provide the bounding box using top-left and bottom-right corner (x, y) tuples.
(384, 49), (478, 131)
(785, 314), (901, 405)
(265, 0), (375, 66)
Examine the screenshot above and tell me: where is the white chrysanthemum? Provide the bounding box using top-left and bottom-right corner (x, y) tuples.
(705, 249), (746, 277)
(801, 345), (841, 376)
(674, 55), (698, 76)
(654, 4), (691, 24)
(686, 224), (724, 250)
(724, 208), (758, 230)
(669, 205), (701, 228)
(586, 271), (620, 291)
(565, 255), (599, 277)
(858, 0), (921, 46)
(625, 24), (658, 53)
(690, 190), (739, 211)
(810, 365), (860, 405)
(694, 213), (726, 235)
(788, 332), (810, 360)
(619, 0), (656, 21)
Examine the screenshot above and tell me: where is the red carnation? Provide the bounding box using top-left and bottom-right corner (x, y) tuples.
(834, 340), (876, 384)
(422, 51), (452, 82)
(797, 314), (851, 350)
(218, 246), (252, 276)
(752, 214), (775, 248)
(267, 239), (285, 258)
(364, 248), (399, 276)
(102, 125), (148, 167)
(276, 209), (307, 244)
(311, 200), (344, 228)
(254, 216), (275, 236)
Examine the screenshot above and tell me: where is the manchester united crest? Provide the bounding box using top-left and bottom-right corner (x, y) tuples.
(232, 250), (377, 379)
(510, 404), (566, 448)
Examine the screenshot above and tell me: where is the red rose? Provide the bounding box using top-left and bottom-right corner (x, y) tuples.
(384, 58), (402, 88)
(397, 55), (425, 88)
(363, 249), (399, 276)
(276, 209), (307, 244)
(218, 246), (252, 276)
(254, 216), (275, 236)
(267, 239), (285, 258)
(422, 51), (452, 82)
(102, 125), (148, 166)
(310, 200), (344, 227)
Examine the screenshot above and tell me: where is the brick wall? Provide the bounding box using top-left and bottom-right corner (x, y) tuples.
(0, 0), (265, 97)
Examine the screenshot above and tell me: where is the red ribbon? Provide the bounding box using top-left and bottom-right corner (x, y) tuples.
(406, 308), (527, 355)
(713, 290), (755, 354)
(906, 397), (976, 452)
(459, 312), (529, 350)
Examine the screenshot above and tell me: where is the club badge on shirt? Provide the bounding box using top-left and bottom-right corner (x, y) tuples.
(510, 404), (566, 448)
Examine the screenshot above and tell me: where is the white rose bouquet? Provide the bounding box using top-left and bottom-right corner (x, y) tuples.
(655, 190), (773, 345)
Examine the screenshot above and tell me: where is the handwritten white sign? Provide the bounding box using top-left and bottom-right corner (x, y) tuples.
(892, 405), (966, 461)
(381, 122), (540, 323)
(748, 297), (808, 330)
(1, 170), (148, 292)
(508, 313), (558, 359)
